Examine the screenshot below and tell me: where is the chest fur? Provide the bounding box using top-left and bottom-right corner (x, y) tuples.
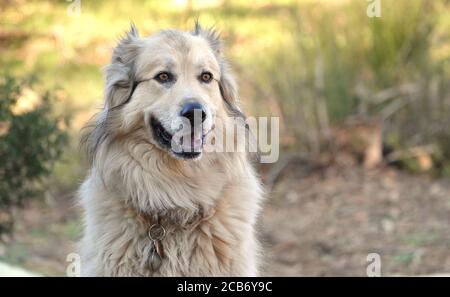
(95, 208), (248, 276)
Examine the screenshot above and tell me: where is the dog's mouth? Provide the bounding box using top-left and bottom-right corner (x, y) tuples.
(150, 117), (205, 160)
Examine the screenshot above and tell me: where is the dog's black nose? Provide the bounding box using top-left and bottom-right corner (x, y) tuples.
(180, 102), (207, 125)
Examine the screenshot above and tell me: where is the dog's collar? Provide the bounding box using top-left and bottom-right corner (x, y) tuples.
(132, 206), (216, 271)
(135, 206), (216, 231)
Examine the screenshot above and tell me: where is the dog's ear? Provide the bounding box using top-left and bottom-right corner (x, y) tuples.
(194, 21), (222, 55)
(104, 24), (141, 109)
(193, 22), (243, 118)
(218, 61), (242, 117)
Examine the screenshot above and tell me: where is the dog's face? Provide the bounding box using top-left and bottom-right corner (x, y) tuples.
(134, 31), (223, 160)
(96, 25), (241, 161)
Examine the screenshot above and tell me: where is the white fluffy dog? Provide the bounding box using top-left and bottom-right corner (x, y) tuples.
(79, 23), (264, 276)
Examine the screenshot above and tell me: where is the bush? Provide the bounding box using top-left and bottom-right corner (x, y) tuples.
(0, 75), (68, 235)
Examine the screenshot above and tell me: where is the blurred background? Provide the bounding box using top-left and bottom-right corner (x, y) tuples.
(0, 0), (449, 276)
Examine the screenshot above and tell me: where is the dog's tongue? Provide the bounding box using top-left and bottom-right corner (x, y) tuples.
(190, 134), (203, 151)
(176, 127), (204, 152)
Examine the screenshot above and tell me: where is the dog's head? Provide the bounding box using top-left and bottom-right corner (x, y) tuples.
(87, 23), (242, 162)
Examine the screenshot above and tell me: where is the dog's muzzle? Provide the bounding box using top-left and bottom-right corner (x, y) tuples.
(150, 101), (210, 160)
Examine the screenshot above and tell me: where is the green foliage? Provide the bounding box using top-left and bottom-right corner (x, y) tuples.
(250, 0), (450, 167)
(0, 75), (68, 234)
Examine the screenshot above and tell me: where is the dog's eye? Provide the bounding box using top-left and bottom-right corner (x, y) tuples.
(199, 72), (213, 83)
(154, 72), (173, 84)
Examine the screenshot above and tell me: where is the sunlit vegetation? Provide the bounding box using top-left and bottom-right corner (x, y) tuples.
(1, 0), (449, 191)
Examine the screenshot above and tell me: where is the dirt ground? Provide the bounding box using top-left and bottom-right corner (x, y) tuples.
(1, 161), (450, 276)
(260, 160), (450, 276)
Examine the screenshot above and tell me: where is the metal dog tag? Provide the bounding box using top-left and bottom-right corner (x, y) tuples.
(148, 223), (166, 271)
(149, 247), (162, 271)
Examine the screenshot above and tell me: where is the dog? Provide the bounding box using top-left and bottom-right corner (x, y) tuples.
(78, 23), (264, 276)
